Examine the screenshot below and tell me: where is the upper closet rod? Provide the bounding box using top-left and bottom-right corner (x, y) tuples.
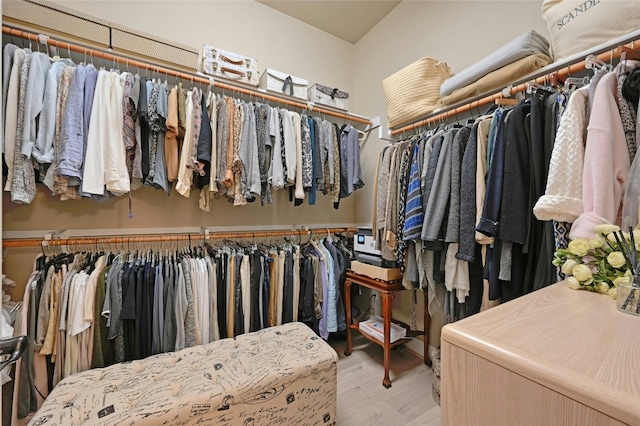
(1, 227), (357, 248)
(2, 26), (371, 126)
(390, 37), (640, 136)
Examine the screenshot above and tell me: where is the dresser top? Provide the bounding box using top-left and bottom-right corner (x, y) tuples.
(442, 281), (640, 424)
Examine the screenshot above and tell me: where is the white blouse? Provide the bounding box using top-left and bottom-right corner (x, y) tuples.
(83, 71), (129, 195)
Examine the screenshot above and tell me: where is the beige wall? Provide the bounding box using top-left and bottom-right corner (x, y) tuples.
(2, 0), (357, 296)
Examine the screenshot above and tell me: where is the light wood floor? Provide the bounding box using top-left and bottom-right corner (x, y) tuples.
(329, 334), (442, 426)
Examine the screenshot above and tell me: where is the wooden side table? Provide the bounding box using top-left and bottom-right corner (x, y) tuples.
(343, 270), (430, 388)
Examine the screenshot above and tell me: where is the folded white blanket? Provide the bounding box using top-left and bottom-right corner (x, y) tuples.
(437, 53), (553, 108)
(440, 30), (550, 98)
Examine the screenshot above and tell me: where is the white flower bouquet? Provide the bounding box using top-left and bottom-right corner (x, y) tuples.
(553, 224), (639, 299)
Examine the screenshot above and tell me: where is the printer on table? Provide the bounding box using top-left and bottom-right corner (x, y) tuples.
(353, 227), (398, 268)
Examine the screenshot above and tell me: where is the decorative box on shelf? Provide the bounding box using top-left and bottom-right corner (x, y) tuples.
(259, 68), (308, 100)
(308, 83), (349, 110)
(201, 45), (259, 86)
(350, 260), (402, 281)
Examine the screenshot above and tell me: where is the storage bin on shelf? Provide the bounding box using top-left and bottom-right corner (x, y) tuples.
(382, 56), (450, 128)
(308, 83), (349, 110)
(201, 45), (259, 86)
(259, 68), (308, 100)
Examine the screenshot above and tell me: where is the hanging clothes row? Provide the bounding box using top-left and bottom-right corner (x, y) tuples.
(534, 60), (640, 235)
(375, 57), (640, 325)
(11, 233), (352, 420)
(1, 43), (364, 210)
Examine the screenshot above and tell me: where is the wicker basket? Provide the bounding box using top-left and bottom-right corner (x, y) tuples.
(431, 346), (441, 406)
(382, 57), (451, 129)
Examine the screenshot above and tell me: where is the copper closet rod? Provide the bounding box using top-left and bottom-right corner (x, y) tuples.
(2, 26), (371, 126)
(391, 37), (640, 136)
(2, 227), (357, 248)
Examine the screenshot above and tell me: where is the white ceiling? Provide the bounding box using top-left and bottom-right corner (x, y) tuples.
(257, 0), (401, 44)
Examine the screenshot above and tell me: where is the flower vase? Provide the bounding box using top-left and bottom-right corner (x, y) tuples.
(616, 277), (640, 317)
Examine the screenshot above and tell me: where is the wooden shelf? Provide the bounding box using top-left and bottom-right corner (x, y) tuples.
(344, 270), (430, 388)
(2, 25), (372, 126)
(349, 323), (413, 349)
(390, 30), (640, 136)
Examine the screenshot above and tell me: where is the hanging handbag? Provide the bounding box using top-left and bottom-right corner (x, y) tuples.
(382, 57), (451, 129)
(201, 45), (259, 86)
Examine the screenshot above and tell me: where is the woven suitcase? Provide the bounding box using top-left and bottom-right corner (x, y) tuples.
(202, 45), (259, 86)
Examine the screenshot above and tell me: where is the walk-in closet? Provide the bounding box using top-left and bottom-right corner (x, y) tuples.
(2, 1), (639, 425)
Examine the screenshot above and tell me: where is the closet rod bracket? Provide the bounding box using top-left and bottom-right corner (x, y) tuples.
(37, 33), (49, 45)
(43, 230), (67, 241)
(368, 116), (394, 142)
(501, 84), (514, 98)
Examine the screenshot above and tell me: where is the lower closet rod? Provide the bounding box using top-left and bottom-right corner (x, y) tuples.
(2, 227), (357, 248)
(1, 26), (371, 126)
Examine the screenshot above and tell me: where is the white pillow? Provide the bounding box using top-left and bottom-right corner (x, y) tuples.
(542, 0), (640, 60)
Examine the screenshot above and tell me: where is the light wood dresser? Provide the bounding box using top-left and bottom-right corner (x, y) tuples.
(441, 281), (640, 426)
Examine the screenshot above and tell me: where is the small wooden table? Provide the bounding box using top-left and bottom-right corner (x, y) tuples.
(343, 270), (430, 388)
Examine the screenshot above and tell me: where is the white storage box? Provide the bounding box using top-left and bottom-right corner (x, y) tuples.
(259, 68), (308, 100)
(542, 0), (640, 60)
(202, 45), (259, 86)
(308, 83), (349, 110)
